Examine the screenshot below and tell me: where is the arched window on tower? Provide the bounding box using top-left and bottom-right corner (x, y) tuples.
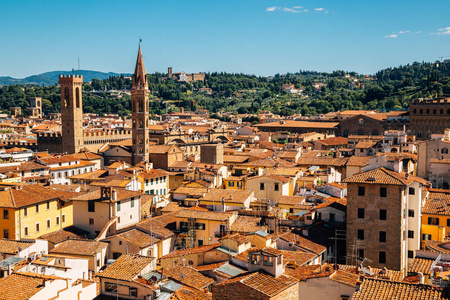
(64, 87), (70, 108)
(76, 88), (80, 108)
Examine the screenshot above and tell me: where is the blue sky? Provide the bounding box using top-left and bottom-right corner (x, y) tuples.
(1, 0), (450, 78)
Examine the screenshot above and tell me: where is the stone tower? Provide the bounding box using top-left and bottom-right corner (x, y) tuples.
(131, 44), (150, 165)
(60, 75), (85, 154)
(29, 97), (42, 118)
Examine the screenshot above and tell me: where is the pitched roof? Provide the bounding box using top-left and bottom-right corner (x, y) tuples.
(297, 157), (348, 167)
(169, 286), (212, 300)
(106, 229), (160, 248)
(98, 254), (154, 281)
(409, 257), (434, 275)
(0, 185), (78, 208)
(0, 273), (60, 300)
(139, 169), (169, 179)
(39, 226), (89, 244)
(276, 232), (326, 255)
(0, 239), (34, 255)
(229, 216), (266, 233)
(423, 190), (450, 215)
(199, 189), (253, 204)
(69, 189), (142, 203)
(343, 167), (423, 186)
(160, 266), (214, 290)
(161, 243), (221, 259)
(175, 210), (234, 222)
(49, 239), (108, 256)
(352, 278), (450, 300)
(136, 212), (177, 239)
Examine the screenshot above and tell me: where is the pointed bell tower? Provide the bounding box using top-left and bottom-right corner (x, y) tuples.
(131, 43), (150, 165)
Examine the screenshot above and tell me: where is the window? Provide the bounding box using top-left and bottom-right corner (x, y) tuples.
(380, 209), (387, 220)
(408, 250), (414, 259)
(409, 187), (415, 195)
(260, 183), (265, 190)
(447, 219), (450, 227)
(156, 177), (159, 184)
(358, 186), (365, 196)
(423, 234), (431, 241)
(46, 201), (50, 210)
(443, 148), (449, 154)
(379, 251), (386, 264)
(24, 227), (29, 236)
(3, 229), (9, 239)
(3, 209), (9, 220)
(89, 218), (94, 225)
(357, 229), (364, 240)
(47, 219), (51, 229)
(36, 204), (39, 213)
(196, 223), (206, 230)
(428, 217), (439, 225)
(408, 209), (414, 217)
(129, 287), (138, 297)
(151, 178), (153, 185)
(118, 217), (121, 223)
(357, 208), (365, 219)
(117, 201), (121, 212)
(408, 230), (414, 239)
(380, 187), (387, 197)
(274, 183), (279, 192)
(105, 282), (118, 293)
(379, 231), (386, 243)
(131, 198), (135, 208)
(36, 223), (40, 233)
(62, 215), (65, 223)
(56, 216), (60, 226)
(88, 201), (95, 212)
(229, 181), (235, 187)
(24, 207), (27, 217)
(357, 249), (364, 260)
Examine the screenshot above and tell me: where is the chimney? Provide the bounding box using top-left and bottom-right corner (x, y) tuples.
(405, 173), (410, 180)
(417, 272), (424, 284)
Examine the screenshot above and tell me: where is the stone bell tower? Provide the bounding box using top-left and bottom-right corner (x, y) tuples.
(131, 44), (150, 165)
(60, 75), (85, 154)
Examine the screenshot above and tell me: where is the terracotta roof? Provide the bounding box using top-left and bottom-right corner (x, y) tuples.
(173, 187), (209, 198)
(229, 216), (266, 233)
(175, 209), (234, 222)
(255, 120), (339, 129)
(284, 264), (333, 281)
(199, 189), (253, 204)
(148, 145), (181, 154)
(98, 254), (154, 281)
(297, 157), (348, 167)
(49, 239), (108, 256)
(352, 278), (450, 300)
(160, 265), (214, 290)
(275, 195), (306, 206)
(69, 189), (142, 203)
(161, 243), (221, 260)
(39, 226), (88, 244)
(0, 239), (34, 255)
(106, 229), (160, 248)
(280, 250), (316, 266)
(316, 137), (349, 146)
(0, 161), (49, 173)
(276, 232), (326, 255)
(409, 257), (434, 275)
(220, 233), (248, 244)
(0, 273), (60, 300)
(0, 185), (78, 208)
(136, 212), (177, 239)
(343, 167), (425, 186)
(423, 190), (450, 215)
(194, 262), (228, 272)
(329, 270), (359, 287)
(38, 155), (79, 164)
(214, 272), (298, 297)
(139, 169), (168, 179)
(72, 152), (103, 160)
(425, 240), (450, 255)
(169, 286), (212, 300)
(355, 141), (378, 149)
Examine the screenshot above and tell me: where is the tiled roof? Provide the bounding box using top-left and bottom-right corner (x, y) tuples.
(355, 141), (378, 149)
(160, 266), (214, 290)
(175, 210), (234, 222)
(229, 216), (266, 233)
(297, 157), (348, 167)
(49, 239), (108, 256)
(199, 189), (253, 204)
(0, 273), (60, 300)
(0, 161), (49, 173)
(139, 169), (168, 179)
(409, 257), (434, 275)
(329, 270), (359, 287)
(148, 145), (180, 154)
(0, 239), (34, 255)
(39, 226), (89, 244)
(280, 250), (316, 266)
(72, 152), (103, 160)
(194, 262), (228, 272)
(136, 212), (177, 239)
(214, 272), (298, 297)
(276, 232), (326, 255)
(173, 187), (209, 197)
(0, 185), (78, 208)
(98, 254), (154, 281)
(69, 189), (142, 202)
(275, 195), (306, 206)
(169, 286), (212, 300)
(107, 229), (160, 248)
(220, 233), (248, 244)
(425, 240), (450, 255)
(352, 278), (450, 300)
(160, 243), (221, 259)
(343, 167), (422, 186)
(255, 120), (339, 129)
(38, 154), (78, 164)
(423, 190), (450, 215)
(284, 264), (333, 281)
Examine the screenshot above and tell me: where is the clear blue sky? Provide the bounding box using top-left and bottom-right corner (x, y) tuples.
(2, 0), (450, 78)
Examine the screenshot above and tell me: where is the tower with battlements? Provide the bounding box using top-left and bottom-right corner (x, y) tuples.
(131, 44), (150, 164)
(60, 75), (85, 153)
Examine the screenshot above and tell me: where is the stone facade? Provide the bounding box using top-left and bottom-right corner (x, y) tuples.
(339, 114), (384, 137)
(200, 144), (224, 165)
(409, 97), (450, 139)
(346, 182), (404, 272)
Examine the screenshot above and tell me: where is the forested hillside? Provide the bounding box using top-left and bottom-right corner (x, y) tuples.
(0, 61), (449, 118)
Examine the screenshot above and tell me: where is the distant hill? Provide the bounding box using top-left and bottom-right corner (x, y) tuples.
(0, 70), (131, 86)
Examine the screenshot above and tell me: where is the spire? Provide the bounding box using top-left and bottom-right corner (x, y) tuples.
(132, 43), (148, 89)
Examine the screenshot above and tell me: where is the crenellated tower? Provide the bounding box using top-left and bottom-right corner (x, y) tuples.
(131, 44), (150, 164)
(60, 75), (85, 153)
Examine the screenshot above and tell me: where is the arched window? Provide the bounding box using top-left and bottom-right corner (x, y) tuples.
(64, 87), (70, 108)
(37, 100), (40, 107)
(76, 87), (80, 108)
